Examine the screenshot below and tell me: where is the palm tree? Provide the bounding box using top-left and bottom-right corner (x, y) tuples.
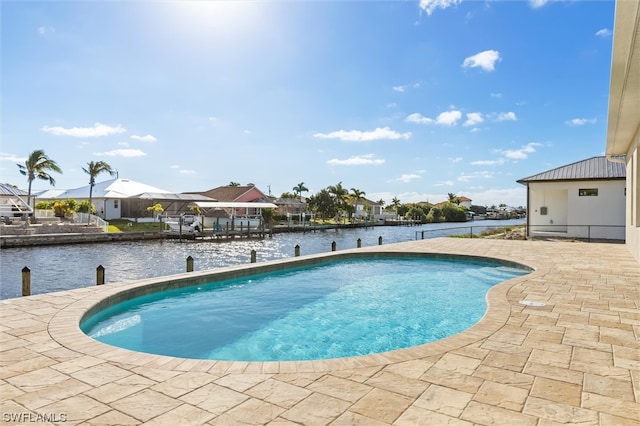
(82, 161), (116, 224)
(447, 192), (461, 205)
(350, 188), (366, 219)
(391, 196), (401, 214)
(292, 182), (309, 201)
(229, 181), (240, 187)
(328, 182), (349, 222)
(17, 149), (62, 207)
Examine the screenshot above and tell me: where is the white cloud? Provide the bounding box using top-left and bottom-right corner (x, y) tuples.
(419, 0), (461, 16)
(393, 85), (406, 92)
(170, 165), (180, 169)
(462, 50), (501, 72)
(529, 0), (550, 8)
(435, 110), (462, 126)
(94, 149), (146, 157)
(497, 142), (542, 160)
(463, 112), (484, 127)
(490, 93), (502, 98)
(434, 180), (455, 187)
(405, 113), (433, 124)
(41, 122), (126, 137)
(406, 110), (462, 126)
(450, 157), (463, 163)
(37, 26), (55, 36)
(395, 173), (422, 183)
(131, 134), (157, 143)
(566, 118), (597, 126)
(595, 28), (611, 37)
(327, 154), (385, 166)
(471, 158), (505, 165)
(458, 171), (494, 182)
(495, 112), (517, 121)
(314, 127), (411, 142)
(0, 152), (25, 162)
(179, 169), (197, 174)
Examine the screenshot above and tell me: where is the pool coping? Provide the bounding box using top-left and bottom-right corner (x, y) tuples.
(49, 249), (536, 373)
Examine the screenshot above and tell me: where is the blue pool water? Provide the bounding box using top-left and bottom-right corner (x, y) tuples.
(81, 257), (529, 361)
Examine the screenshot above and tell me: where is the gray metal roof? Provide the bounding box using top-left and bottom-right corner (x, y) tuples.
(517, 156), (626, 184)
(0, 183), (28, 196)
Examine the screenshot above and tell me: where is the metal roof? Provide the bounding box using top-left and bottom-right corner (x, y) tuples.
(517, 156), (626, 184)
(135, 192), (215, 202)
(0, 183), (28, 196)
(40, 178), (171, 199)
(195, 202), (278, 209)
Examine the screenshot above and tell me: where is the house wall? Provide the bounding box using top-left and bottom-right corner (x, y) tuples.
(528, 187), (568, 231)
(528, 180), (625, 240)
(234, 187), (268, 216)
(624, 132), (639, 261)
(104, 199), (121, 220)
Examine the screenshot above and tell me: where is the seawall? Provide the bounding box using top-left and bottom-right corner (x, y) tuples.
(0, 231), (166, 249)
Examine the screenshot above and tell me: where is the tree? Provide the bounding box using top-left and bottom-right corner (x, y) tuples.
(292, 182), (309, 201)
(391, 196), (401, 214)
(307, 189), (338, 220)
(17, 149), (62, 207)
(147, 203), (164, 222)
(350, 188), (366, 219)
(447, 193), (461, 205)
(426, 206), (444, 223)
(441, 203), (468, 222)
(328, 182), (349, 221)
(82, 161), (115, 224)
(279, 191), (296, 199)
(406, 205), (427, 223)
(229, 181), (240, 187)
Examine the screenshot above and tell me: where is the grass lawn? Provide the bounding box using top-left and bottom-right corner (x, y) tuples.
(108, 219), (167, 232)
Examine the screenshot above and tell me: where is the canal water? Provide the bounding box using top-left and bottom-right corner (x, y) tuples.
(0, 219), (524, 300)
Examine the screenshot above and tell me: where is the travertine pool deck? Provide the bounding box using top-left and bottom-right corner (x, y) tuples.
(1, 238), (639, 425)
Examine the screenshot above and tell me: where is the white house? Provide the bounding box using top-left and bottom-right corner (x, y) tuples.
(517, 157), (626, 241)
(37, 178), (213, 220)
(605, 0), (639, 261)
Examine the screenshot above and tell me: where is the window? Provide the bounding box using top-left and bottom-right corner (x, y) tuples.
(113, 200), (119, 208)
(578, 188), (598, 196)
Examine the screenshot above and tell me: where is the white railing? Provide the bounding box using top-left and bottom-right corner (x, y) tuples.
(35, 209), (56, 218)
(72, 212), (109, 232)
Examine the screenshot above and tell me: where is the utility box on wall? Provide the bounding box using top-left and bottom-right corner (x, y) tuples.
(540, 206), (548, 215)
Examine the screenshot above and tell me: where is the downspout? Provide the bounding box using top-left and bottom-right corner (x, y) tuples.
(526, 184), (530, 239)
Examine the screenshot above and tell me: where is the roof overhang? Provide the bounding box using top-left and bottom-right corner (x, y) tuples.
(133, 193), (215, 202)
(195, 202), (278, 209)
(606, 0), (640, 156)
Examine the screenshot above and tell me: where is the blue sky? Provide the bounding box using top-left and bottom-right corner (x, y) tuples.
(1, 0), (615, 207)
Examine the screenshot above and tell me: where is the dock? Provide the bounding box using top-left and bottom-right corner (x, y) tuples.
(164, 228), (270, 241)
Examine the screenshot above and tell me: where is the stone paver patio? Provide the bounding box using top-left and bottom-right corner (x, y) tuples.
(1, 238), (639, 425)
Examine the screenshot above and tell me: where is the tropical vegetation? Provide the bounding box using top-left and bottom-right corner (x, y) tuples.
(17, 150), (62, 207)
(82, 161), (116, 223)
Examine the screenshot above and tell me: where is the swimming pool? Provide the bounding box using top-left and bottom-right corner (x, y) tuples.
(81, 255), (530, 361)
